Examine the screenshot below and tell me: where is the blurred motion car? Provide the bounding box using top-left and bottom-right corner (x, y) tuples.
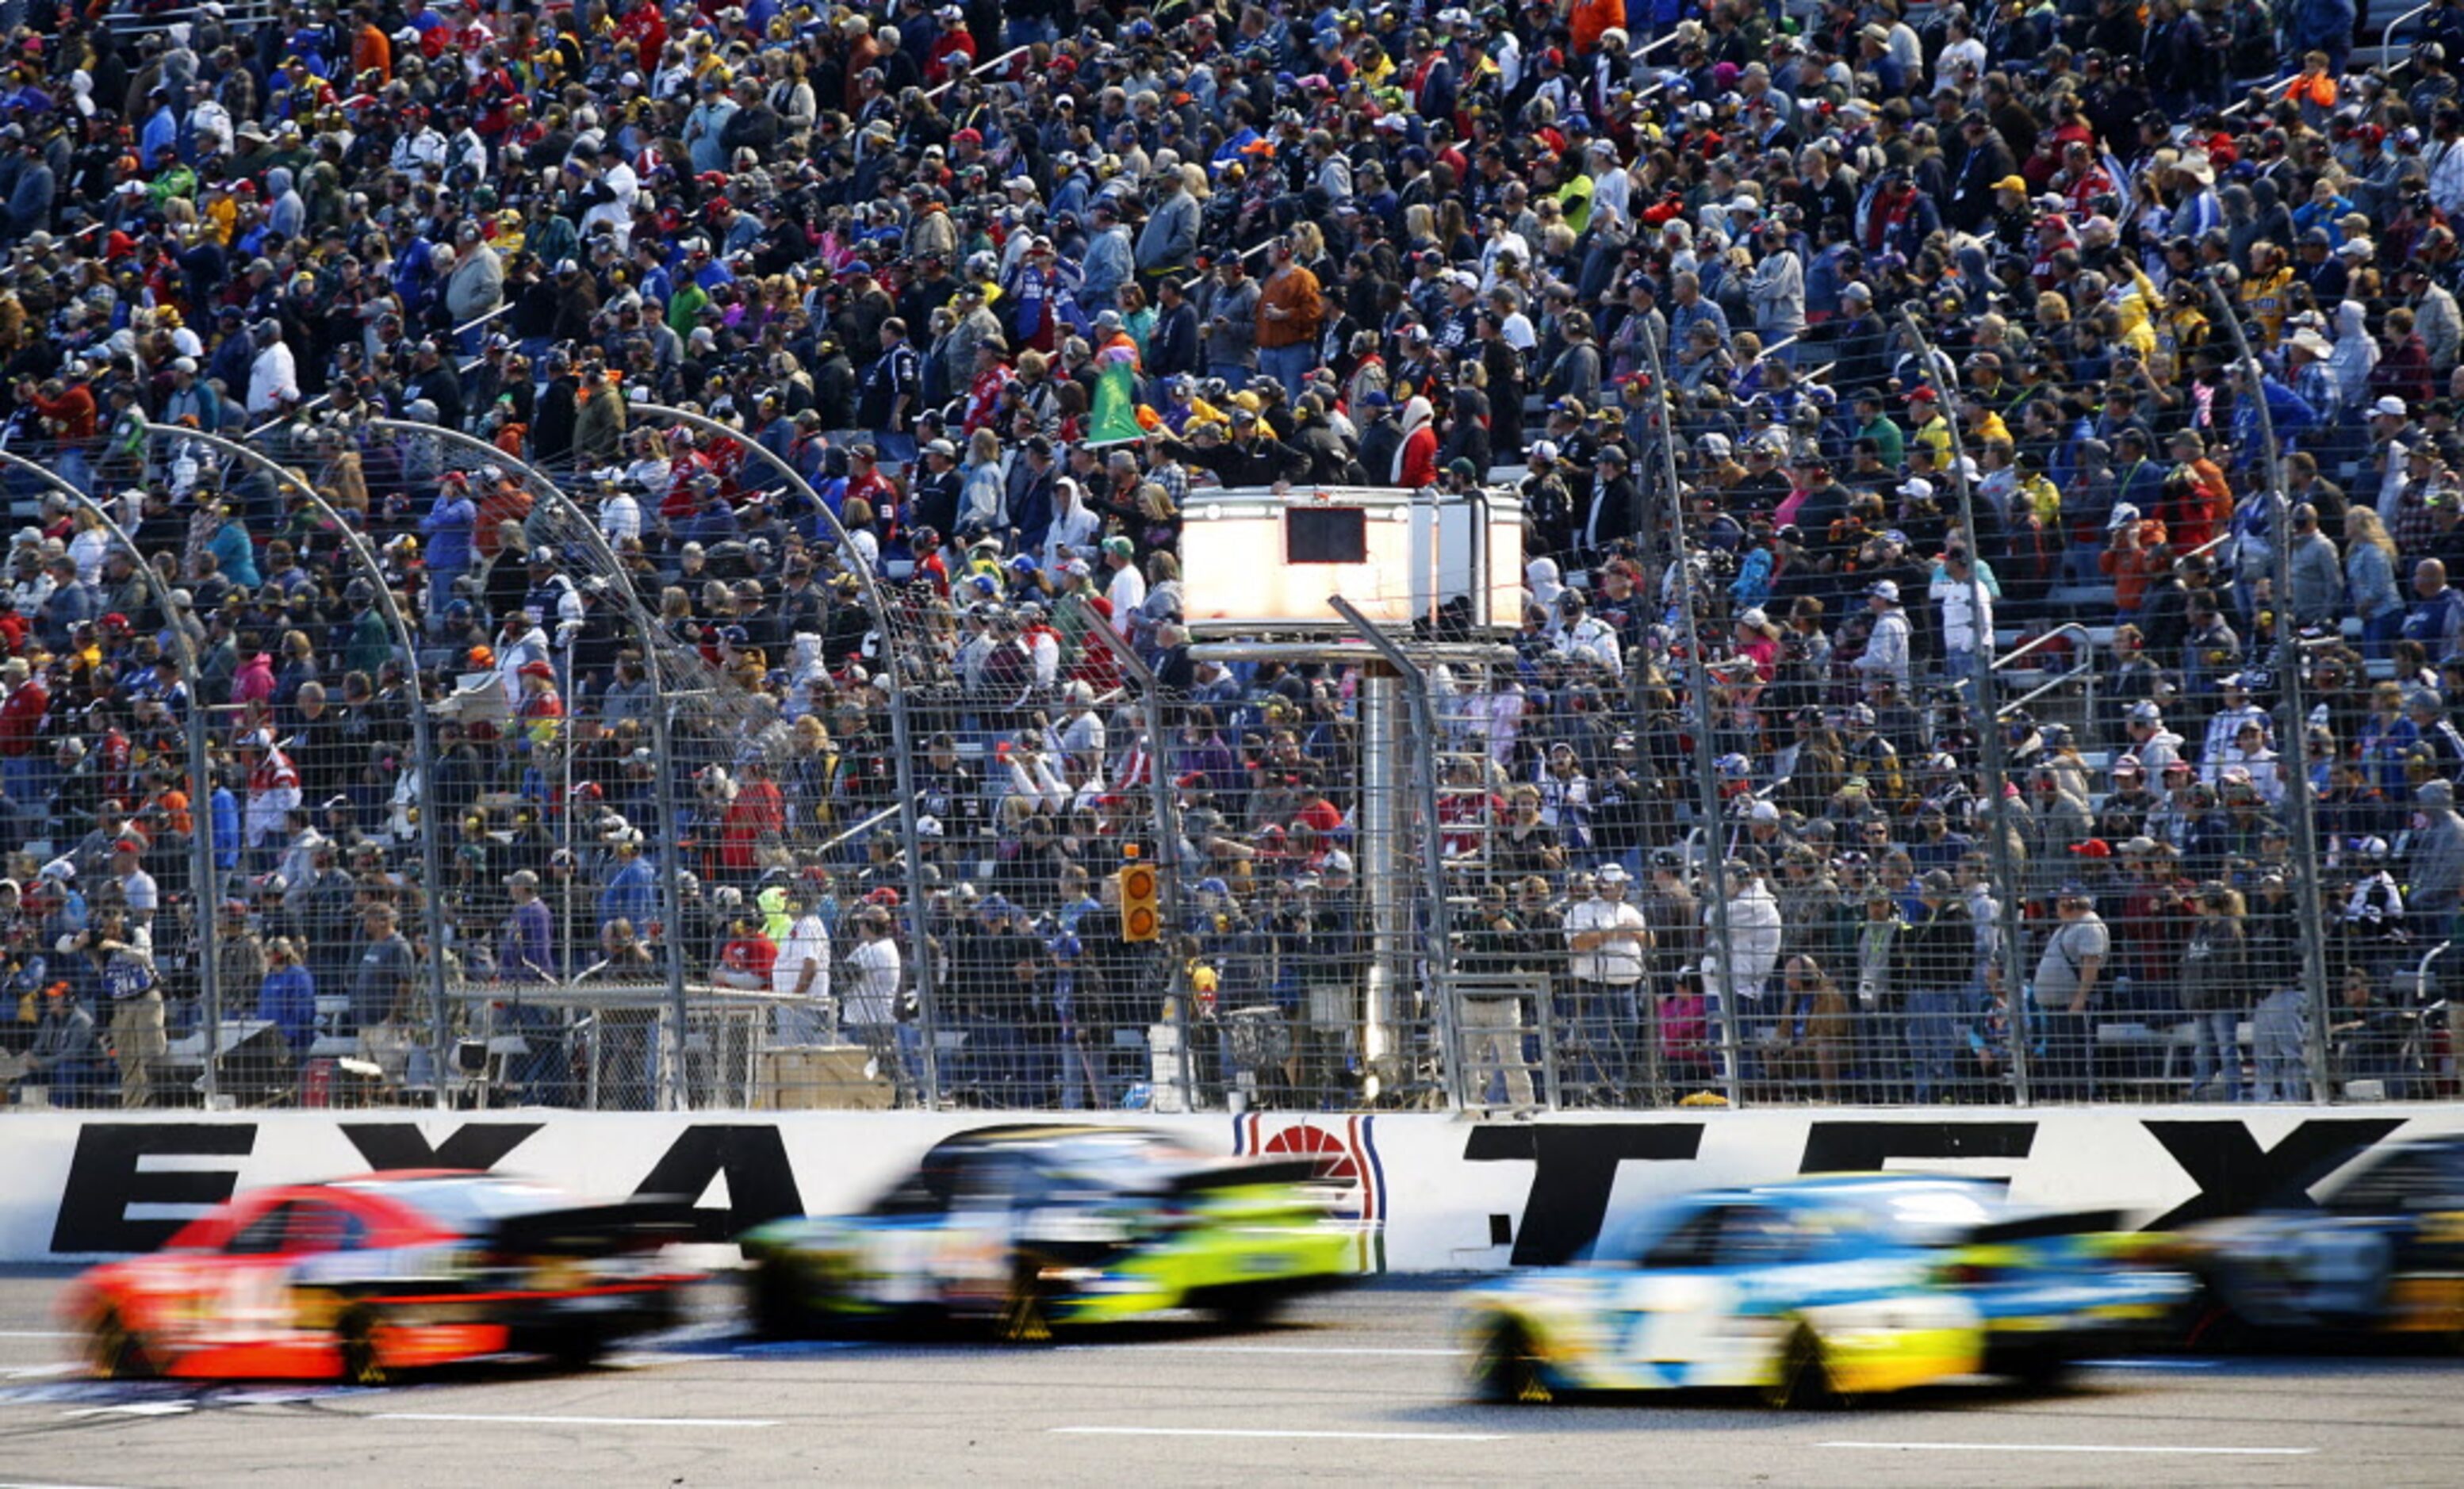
(63, 1171), (699, 1384)
(1458, 1175), (2190, 1405)
(739, 1125), (1355, 1341)
(2176, 1135), (2464, 1347)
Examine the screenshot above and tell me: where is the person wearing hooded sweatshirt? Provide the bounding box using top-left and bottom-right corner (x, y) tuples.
(2328, 298), (2382, 457)
(264, 165), (305, 241)
(1394, 395), (1439, 488)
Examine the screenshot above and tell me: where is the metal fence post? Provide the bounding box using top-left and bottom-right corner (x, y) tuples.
(1637, 328), (1741, 1106)
(0, 458), (220, 1105)
(168, 427), (454, 1109)
(359, 419), (695, 1110)
(1083, 608), (1198, 1112)
(2200, 281), (2337, 1103)
(1897, 312), (2033, 1106)
(630, 404), (944, 1108)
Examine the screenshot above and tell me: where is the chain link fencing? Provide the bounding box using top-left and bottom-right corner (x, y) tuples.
(0, 394), (2458, 1112)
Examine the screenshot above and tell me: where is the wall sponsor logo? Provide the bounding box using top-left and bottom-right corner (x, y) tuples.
(1233, 1114), (1386, 1271)
(1232, 1114), (1384, 1223)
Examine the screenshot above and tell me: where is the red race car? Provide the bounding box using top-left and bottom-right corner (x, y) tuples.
(62, 1169), (702, 1384)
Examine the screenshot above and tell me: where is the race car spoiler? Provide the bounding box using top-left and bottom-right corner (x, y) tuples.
(485, 1198), (703, 1256)
(1960, 1208), (2129, 1245)
(1159, 1158), (1326, 1195)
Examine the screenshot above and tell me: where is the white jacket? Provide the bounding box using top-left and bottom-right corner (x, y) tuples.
(1709, 877), (1784, 1001)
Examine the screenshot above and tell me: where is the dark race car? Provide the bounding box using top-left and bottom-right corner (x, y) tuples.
(741, 1125), (1356, 1341)
(62, 1170), (701, 1384)
(2177, 1135), (2464, 1348)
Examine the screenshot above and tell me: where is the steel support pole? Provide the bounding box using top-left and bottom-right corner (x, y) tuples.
(362, 419), (694, 1110)
(1357, 670), (1402, 1098)
(0, 460), (220, 1104)
(1637, 327), (1740, 1105)
(1080, 607), (1198, 1112)
(1332, 597), (1476, 1112)
(167, 427), (455, 1109)
(1897, 312), (2034, 1105)
(630, 404), (943, 1107)
(2201, 280), (2337, 1103)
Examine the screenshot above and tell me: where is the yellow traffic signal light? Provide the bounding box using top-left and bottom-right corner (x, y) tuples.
(1121, 847), (1159, 942)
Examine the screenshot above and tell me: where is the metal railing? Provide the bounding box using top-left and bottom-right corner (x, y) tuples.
(1993, 622), (2097, 724)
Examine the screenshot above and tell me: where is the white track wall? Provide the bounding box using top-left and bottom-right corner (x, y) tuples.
(10, 1106), (2463, 1269)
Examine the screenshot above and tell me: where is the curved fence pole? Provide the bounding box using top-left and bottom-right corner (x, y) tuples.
(1638, 328), (1739, 1106)
(2200, 278), (2337, 1103)
(158, 425), (454, 1111)
(0, 458), (221, 1105)
(359, 418), (696, 1110)
(631, 403), (943, 1108)
(1898, 311), (2033, 1105)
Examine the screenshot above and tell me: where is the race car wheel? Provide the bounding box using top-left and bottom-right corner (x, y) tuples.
(2004, 1345), (2076, 1390)
(1761, 1324), (1841, 1410)
(1470, 1322), (1554, 1405)
(549, 1331), (604, 1373)
(749, 1262), (810, 1341)
(84, 1306), (154, 1381)
(336, 1308), (393, 1388)
(996, 1262), (1054, 1345)
(1206, 1284), (1287, 1330)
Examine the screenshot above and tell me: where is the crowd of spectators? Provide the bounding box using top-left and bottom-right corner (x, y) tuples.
(1, 0), (2462, 1111)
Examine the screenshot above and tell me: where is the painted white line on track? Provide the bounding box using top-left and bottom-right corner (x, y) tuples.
(1821, 1441), (2314, 1456)
(1057, 1344), (1464, 1358)
(0, 1332), (79, 1340)
(371, 1411), (776, 1429)
(63, 1403), (191, 1419)
(0, 1480), (148, 1489)
(1053, 1426), (1508, 1443)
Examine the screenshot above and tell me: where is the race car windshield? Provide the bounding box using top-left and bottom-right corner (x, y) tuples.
(340, 1177), (573, 1234)
(1872, 1186), (1998, 1242)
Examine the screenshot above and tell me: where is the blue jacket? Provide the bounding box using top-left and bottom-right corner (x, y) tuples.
(598, 856), (657, 934)
(258, 963), (316, 1051)
(420, 492), (477, 576)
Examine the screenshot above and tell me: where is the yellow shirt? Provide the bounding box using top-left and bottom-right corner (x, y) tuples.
(1913, 412), (1953, 465)
(2240, 266), (2294, 347)
(2017, 473), (2062, 525)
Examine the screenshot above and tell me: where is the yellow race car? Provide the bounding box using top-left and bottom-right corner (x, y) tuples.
(739, 1126), (1356, 1341)
(1458, 1175), (2189, 1405)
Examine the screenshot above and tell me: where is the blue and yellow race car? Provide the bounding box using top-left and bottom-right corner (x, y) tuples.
(740, 1126), (1356, 1342)
(2176, 1134), (2464, 1347)
(1458, 1175), (2190, 1405)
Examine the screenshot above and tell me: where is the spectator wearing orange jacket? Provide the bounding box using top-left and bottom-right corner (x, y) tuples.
(2100, 510), (2172, 618)
(1571, 0), (1625, 59)
(2163, 428), (2232, 553)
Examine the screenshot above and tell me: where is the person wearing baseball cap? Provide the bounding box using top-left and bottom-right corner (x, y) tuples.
(1854, 577), (1912, 691)
(1564, 859), (1650, 1102)
(1100, 532), (1145, 617)
(2035, 879), (2109, 1099)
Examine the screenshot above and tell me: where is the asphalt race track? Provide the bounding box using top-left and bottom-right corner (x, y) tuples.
(0, 1269), (2454, 1487)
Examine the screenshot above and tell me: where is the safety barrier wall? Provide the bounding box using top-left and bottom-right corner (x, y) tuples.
(10, 1104), (2464, 1270)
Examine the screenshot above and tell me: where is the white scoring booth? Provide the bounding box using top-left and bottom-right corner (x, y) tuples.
(1175, 486), (1524, 636)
